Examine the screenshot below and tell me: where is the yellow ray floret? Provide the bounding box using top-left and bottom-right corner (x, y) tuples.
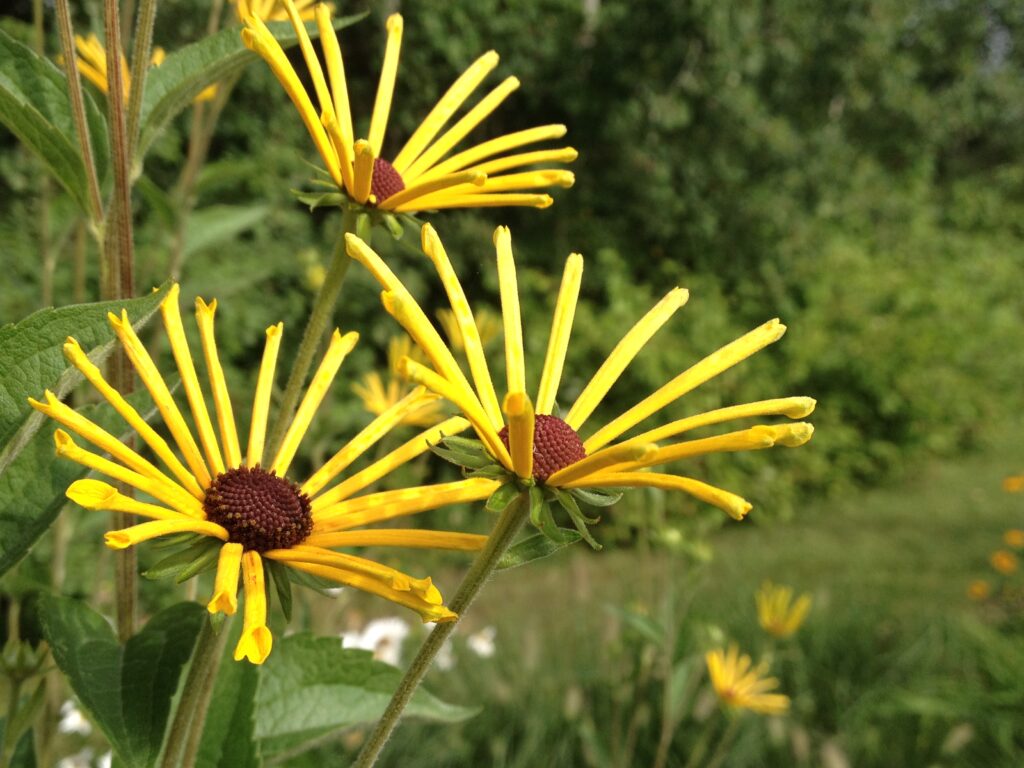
(706, 645), (790, 715)
(505, 392), (535, 480)
(209, 543), (244, 615)
(756, 581), (812, 638)
(235, 552), (272, 664)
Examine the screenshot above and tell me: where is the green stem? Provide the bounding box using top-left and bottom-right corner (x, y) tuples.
(53, 0), (105, 226)
(1, 678), (23, 768)
(353, 494), (531, 768)
(158, 614), (230, 768)
(266, 209), (365, 460)
(705, 716), (741, 768)
(125, 0), (159, 158)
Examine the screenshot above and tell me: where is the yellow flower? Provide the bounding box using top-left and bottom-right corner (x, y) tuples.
(990, 549), (1019, 575)
(967, 579), (991, 601)
(346, 224), (815, 523)
(30, 285), (494, 664)
(73, 34), (216, 102)
(1004, 529), (1024, 549)
(241, 2), (576, 212)
(755, 581), (811, 638)
(233, 0), (321, 22)
(705, 645), (790, 716)
(1003, 475), (1024, 493)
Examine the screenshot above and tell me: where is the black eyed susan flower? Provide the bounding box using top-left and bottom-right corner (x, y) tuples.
(345, 224), (815, 542)
(353, 335), (446, 428)
(241, 1), (576, 213)
(755, 581), (812, 639)
(30, 284), (497, 663)
(1003, 474), (1024, 493)
(705, 645), (790, 716)
(990, 549), (1019, 575)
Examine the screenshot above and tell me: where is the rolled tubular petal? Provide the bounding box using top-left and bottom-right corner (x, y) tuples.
(208, 543), (244, 615)
(458, 147), (579, 178)
(279, 559), (457, 623)
(625, 397), (818, 446)
(575, 471), (753, 520)
(546, 442), (657, 487)
(247, 323), (284, 468)
(416, 125), (568, 181)
(66, 479), (188, 521)
(303, 386), (435, 497)
(235, 552), (272, 664)
(311, 415), (474, 511)
(267, 545), (436, 597)
(495, 226), (526, 398)
(420, 224), (503, 428)
(378, 170), (486, 210)
(535, 253), (583, 415)
(54, 431), (203, 516)
(196, 298), (242, 469)
(368, 14), (403, 156)
(304, 529), (488, 551)
(107, 310), (212, 487)
(566, 287), (689, 430)
(313, 478), (499, 531)
(393, 50), (500, 172)
(104, 518), (228, 550)
(62, 335), (204, 498)
(584, 319), (788, 452)
(161, 286), (225, 476)
(272, 329), (358, 476)
(394, 193), (553, 213)
(315, 4), (353, 159)
(505, 392), (534, 480)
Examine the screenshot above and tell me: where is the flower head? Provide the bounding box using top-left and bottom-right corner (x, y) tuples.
(1003, 475), (1024, 493)
(353, 335), (446, 427)
(30, 285), (493, 663)
(241, 2), (575, 213)
(990, 549), (1019, 575)
(967, 579), (992, 601)
(756, 581), (811, 638)
(73, 34), (215, 102)
(705, 645), (790, 716)
(346, 224), (815, 541)
(1004, 529), (1024, 549)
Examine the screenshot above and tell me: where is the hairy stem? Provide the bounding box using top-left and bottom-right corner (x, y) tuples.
(266, 209), (365, 460)
(125, 0), (159, 158)
(353, 494), (530, 768)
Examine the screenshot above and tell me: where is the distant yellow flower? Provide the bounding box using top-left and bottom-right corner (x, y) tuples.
(1003, 475), (1024, 493)
(438, 307), (502, 353)
(705, 645), (790, 716)
(990, 549), (1019, 575)
(73, 34), (216, 102)
(1004, 529), (1024, 549)
(756, 581), (811, 638)
(967, 579), (991, 601)
(242, 2), (575, 212)
(347, 224), (815, 527)
(354, 335), (446, 428)
(30, 285), (492, 664)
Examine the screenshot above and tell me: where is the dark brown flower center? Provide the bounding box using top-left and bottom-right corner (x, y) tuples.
(371, 157), (405, 204)
(498, 414), (587, 483)
(203, 466), (312, 553)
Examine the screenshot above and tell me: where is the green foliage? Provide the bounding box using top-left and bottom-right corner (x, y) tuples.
(39, 597), (205, 768)
(0, 27), (108, 215)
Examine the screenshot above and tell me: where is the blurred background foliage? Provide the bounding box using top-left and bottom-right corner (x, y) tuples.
(2, 0), (1024, 765)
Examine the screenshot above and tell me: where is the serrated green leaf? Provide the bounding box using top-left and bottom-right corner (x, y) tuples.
(40, 597), (205, 768)
(255, 635), (475, 759)
(0, 28), (109, 214)
(485, 482), (520, 513)
(0, 286), (170, 578)
(137, 15), (365, 158)
(497, 530), (582, 570)
(265, 559), (293, 623)
(569, 486), (624, 508)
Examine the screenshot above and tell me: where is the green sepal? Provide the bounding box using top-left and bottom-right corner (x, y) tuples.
(429, 444), (495, 470)
(265, 559), (293, 623)
(569, 486), (624, 508)
(149, 532), (202, 551)
(497, 529), (582, 570)
(529, 487), (577, 544)
(292, 189), (346, 211)
(553, 488), (603, 551)
(485, 482), (520, 513)
(464, 465), (510, 481)
(440, 436), (486, 452)
(141, 537), (221, 582)
(382, 213), (405, 239)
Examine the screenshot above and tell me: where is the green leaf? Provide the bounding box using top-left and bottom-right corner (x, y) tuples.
(485, 482), (520, 513)
(496, 530), (582, 570)
(183, 204), (269, 260)
(137, 15), (365, 159)
(0, 28), (109, 214)
(40, 597), (205, 768)
(196, 616), (262, 768)
(569, 486), (624, 508)
(0, 718), (35, 768)
(0, 286), (170, 578)
(255, 635), (475, 759)
(265, 559), (293, 623)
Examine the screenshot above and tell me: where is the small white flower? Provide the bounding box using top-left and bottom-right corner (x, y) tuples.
(466, 626), (497, 658)
(342, 617), (410, 667)
(58, 700), (92, 736)
(56, 748), (93, 768)
(98, 752), (112, 768)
